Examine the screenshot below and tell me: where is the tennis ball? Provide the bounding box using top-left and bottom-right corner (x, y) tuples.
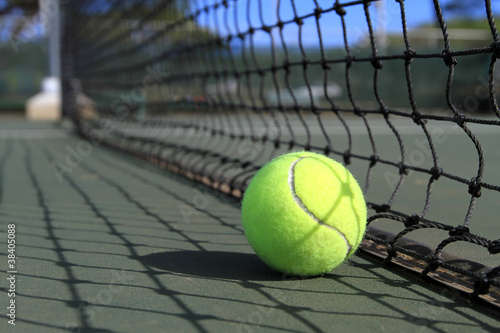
(241, 151), (367, 277)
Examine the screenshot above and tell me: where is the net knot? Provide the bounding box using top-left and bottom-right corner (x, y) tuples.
(321, 59), (331, 70)
(374, 204), (390, 213)
(369, 154), (379, 167)
(398, 162), (409, 175)
(403, 49), (416, 65)
(237, 33), (245, 41)
(404, 214), (420, 227)
(262, 25), (272, 34)
(312, 106), (321, 115)
(302, 58), (309, 69)
(379, 106), (389, 116)
(430, 166), (443, 180)
(442, 50), (458, 66)
(343, 150), (351, 165)
(386, 243), (397, 260)
(314, 7), (323, 19)
(489, 240), (500, 254)
(277, 20), (285, 29)
(473, 272), (490, 295)
(449, 225), (469, 237)
(424, 255), (443, 274)
(323, 145), (332, 155)
(248, 27), (255, 35)
(490, 41), (500, 59)
(468, 177), (482, 198)
(283, 60), (291, 73)
(453, 113), (466, 127)
(294, 16), (303, 26)
(345, 55), (354, 68)
(370, 55), (383, 69)
(333, 3), (346, 16)
(353, 106), (364, 116)
(411, 112), (426, 125)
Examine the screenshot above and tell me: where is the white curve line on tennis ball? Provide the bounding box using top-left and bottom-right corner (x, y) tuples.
(288, 157), (352, 254)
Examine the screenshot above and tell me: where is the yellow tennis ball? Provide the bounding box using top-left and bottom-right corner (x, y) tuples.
(241, 151), (367, 276)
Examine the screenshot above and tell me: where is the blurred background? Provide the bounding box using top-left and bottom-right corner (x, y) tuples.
(0, 0), (45, 114)
(0, 0), (498, 117)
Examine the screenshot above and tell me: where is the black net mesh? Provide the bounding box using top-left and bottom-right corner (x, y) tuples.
(61, 0), (500, 304)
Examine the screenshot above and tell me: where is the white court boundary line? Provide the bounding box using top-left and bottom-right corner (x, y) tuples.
(0, 129), (72, 139)
(118, 121), (499, 138)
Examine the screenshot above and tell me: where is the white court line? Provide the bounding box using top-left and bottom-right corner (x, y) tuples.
(115, 123), (499, 138)
(0, 129), (72, 139)
(64, 117), (500, 139)
(308, 123), (500, 136)
(138, 116), (500, 136)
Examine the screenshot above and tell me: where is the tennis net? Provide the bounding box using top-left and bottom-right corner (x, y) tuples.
(61, 0), (500, 308)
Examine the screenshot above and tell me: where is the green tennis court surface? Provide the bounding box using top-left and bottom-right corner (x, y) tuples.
(0, 120), (498, 332)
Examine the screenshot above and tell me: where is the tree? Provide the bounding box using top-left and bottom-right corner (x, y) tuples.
(443, 0), (486, 16)
(0, 0), (39, 37)
(0, 0), (38, 16)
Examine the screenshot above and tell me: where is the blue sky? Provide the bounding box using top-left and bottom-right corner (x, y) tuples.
(198, 0), (500, 48)
(1, 0), (499, 46)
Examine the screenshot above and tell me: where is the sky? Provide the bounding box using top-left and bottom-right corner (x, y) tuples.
(197, 0), (500, 48)
(1, 0), (499, 46)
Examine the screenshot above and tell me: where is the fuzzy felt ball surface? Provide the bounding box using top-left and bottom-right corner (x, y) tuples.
(241, 151), (367, 276)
